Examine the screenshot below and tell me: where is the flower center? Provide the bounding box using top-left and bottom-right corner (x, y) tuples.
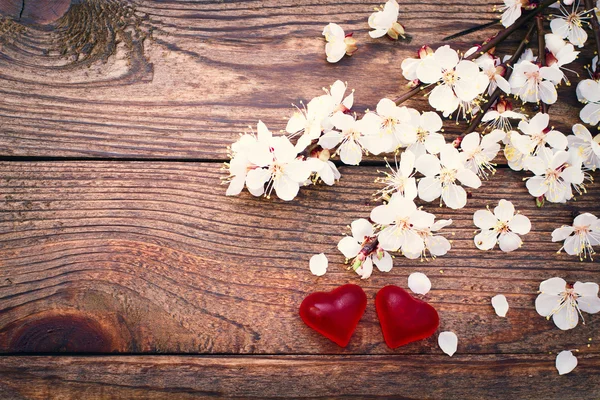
(383, 117), (397, 133)
(271, 163), (285, 179)
(567, 13), (582, 27)
(525, 70), (541, 83)
(417, 128), (428, 143)
(344, 129), (361, 141)
(442, 70), (457, 85)
(494, 221), (510, 233)
(439, 167), (457, 185)
(394, 216), (411, 230)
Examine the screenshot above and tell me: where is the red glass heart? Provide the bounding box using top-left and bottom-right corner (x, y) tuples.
(376, 285), (439, 349)
(299, 284), (367, 347)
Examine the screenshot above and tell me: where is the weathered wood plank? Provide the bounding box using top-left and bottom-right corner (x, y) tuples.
(0, 355), (599, 399)
(0, 0), (583, 159)
(1, 162), (599, 354)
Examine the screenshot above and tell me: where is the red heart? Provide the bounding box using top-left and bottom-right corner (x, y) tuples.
(299, 284), (367, 347)
(376, 285), (439, 349)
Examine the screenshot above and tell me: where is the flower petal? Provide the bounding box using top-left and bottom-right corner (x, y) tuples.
(337, 236), (361, 259)
(508, 214), (531, 235)
(494, 199), (515, 222)
(438, 331), (458, 357)
(491, 294), (509, 317)
(473, 210), (497, 229)
(351, 218), (374, 243)
(408, 272), (431, 295)
(556, 351), (578, 375)
(309, 253), (328, 276)
(373, 251), (393, 272)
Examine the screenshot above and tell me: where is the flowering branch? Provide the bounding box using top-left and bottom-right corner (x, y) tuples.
(585, 0), (600, 73)
(463, 0), (557, 61)
(393, 0), (556, 107)
(464, 22), (537, 134)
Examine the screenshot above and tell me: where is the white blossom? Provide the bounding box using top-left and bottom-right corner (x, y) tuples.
(511, 113), (567, 156)
(503, 130), (529, 171)
(552, 212), (600, 260)
(475, 53), (511, 95)
(319, 112), (370, 165)
(498, 0), (524, 27)
(306, 149), (341, 186)
(322, 23), (357, 63)
(535, 277), (600, 330)
(568, 124), (600, 170)
(359, 99), (416, 154)
(509, 60), (562, 105)
(415, 144), (482, 209)
(338, 218), (392, 279)
(370, 196), (432, 254)
(406, 110), (446, 158)
(460, 130), (505, 178)
(544, 33), (579, 83)
(550, 2), (589, 47)
(438, 332), (458, 356)
(401, 45), (435, 82)
(368, 0), (406, 40)
(417, 46), (488, 117)
(524, 147), (584, 203)
(374, 150), (418, 201)
(309, 253), (328, 276)
(408, 272), (431, 295)
(473, 199), (531, 252)
(245, 136), (312, 201)
(481, 99), (526, 132)
(576, 78), (600, 126)
(404, 217), (453, 260)
(556, 350), (578, 375)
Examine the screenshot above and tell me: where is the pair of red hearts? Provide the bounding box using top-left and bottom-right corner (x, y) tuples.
(299, 284), (439, 348)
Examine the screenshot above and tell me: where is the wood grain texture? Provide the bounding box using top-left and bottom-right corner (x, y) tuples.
(1, 162), (599, 354)
(1, 355), (600, 399)
(0, 0), (586, 159)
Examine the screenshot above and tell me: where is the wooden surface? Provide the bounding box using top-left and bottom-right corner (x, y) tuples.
(0, 0), (599, 399)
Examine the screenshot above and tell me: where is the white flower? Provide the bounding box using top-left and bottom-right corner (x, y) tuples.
(319, 111), (369, 165)
(491, 294), (509, 317)
(404, 217), (453, 260)
(408, 272), (431, 295)
(499, 0), (524, 27)
(374, 150), (418, 201)
(481, 99), (526, 132)
(306, 149), (341, 186)
(370, 196), (431, 255)
(337, 218), (392, 279)
(524, 147), (584, 203)
(535, 277), (600, 330)
(322, 23), (357, 63)
(568, 124), (600, 170)
(401, 45), (435, 82)
(324, 80), (354, 114)
(245, 136), (312, 201)
(359, 99), (416, 154)
(368, 0), (405, 40)
(416, 144), (482, 209)
(406, 110), (446, 158)
(511, 113), (567, 156)
(438, 332), (458, 357)
(552, 213), (600, 260)
(576, 78), (600, 126)
(544, 33), (579, 83)
(309, 253), (328, 276)
(550, 2), (589, 47)
(556, 350), (578, 375)
(460, 130), (505, 178)
(509, 60), (562, 104)
(473, 199), (531, 252)
(475, 53), (511, 95)
(225, 123), (268, 196)
(286, 95), (333, 151)
(418, 46), (488, 117)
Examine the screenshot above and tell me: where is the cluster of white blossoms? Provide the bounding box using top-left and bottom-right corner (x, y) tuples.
(337, 196), (453, 279)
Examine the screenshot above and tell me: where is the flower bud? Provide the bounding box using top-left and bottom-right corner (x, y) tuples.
(344, 34), (358, 56)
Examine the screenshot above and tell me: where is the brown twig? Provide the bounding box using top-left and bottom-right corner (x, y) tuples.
(536, 15), (548, 113)
(464, 22), (537, 134)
